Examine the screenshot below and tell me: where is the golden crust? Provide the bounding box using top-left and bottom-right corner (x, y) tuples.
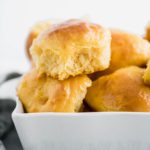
(86, 66), (150, 112)
(26, 20), (51, 61)
(145, 23), (150, 42)
(89, 29), (150, 80)
(143, 60), (150, 85)
(17, 69), (91, 113)
(30, 19), (111, 80)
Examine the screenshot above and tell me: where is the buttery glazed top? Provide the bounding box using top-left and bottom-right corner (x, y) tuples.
(31, 19), (111, 80)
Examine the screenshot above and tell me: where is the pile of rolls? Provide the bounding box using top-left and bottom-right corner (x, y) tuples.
(17, 19), (150, 112)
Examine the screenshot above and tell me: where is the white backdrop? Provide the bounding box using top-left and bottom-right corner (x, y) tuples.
(1, 0), (150, 74)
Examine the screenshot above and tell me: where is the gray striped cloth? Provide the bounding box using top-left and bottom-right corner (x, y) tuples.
(0, 73), (23, 150)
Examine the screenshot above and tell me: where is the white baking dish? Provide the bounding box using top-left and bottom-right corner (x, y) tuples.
(12, 96), (150, 150)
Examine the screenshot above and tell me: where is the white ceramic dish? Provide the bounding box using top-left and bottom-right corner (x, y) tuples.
(2, 78), (148, 150)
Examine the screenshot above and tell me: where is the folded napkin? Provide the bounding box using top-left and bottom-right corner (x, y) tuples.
(0, 73), (23, 150)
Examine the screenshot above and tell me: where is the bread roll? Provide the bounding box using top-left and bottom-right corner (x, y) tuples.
(145, 23), (150, 42)
(30, 19), (111, 80)
(17, 69), (91, 113)
(26, 20), (51, 61)
(86, 66), (150, 112)
(90, 29), (150, 80)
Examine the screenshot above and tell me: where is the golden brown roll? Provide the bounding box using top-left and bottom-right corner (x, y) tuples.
(17, 69), (91, 113)
(30, 19), (111, 80)
(89, 29), (150, 80)
(145, 23), (150, 42)
(86, 66), (150, 112)
(26, 20), (51, 61)
(143, 60), (150, 85)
